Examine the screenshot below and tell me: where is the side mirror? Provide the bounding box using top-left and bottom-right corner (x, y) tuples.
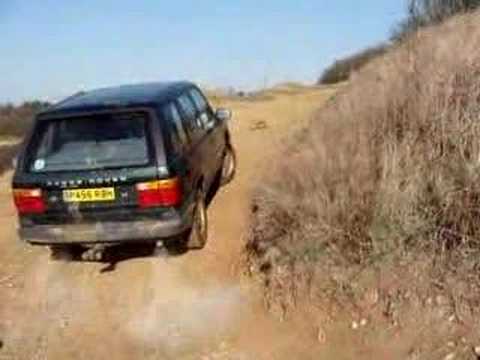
(215, 108), (232, 122)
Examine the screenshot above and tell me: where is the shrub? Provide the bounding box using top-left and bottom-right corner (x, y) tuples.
(0, 144), (20, 176)
(0, 101), (49, 137)
(317, 44), (388, 85)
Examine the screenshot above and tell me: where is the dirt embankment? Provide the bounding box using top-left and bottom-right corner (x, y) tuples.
(0, 85), (336, 359)
(247, 11), (480, 360)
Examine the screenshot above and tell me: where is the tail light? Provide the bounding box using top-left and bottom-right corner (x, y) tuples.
(13, 188), (46, 215)
(136, 178), (182, 208)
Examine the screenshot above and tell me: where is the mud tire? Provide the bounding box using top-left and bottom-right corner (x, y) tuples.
(220, 145), (236, 186)
(186, 190), (208, 250)
(49, 245), (78, 261)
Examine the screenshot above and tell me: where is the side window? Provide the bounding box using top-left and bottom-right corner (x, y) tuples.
(189, 88), (215, 130)
(162, 102), (188, 153)
(177, 93), (202, 135)
(189, 88), (208, 112)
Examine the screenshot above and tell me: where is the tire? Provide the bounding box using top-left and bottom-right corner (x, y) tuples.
(220, 144), (236, 186)
(185, 189), (208, 250)
(49, 245), (79, 261)
(163, 236), (189, 256)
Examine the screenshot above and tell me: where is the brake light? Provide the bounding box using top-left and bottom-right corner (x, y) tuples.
(13, 188), (46, 215)
(136, 178), (182, 208)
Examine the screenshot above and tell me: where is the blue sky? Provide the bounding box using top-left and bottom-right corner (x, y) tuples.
(0, 1), (406, 103)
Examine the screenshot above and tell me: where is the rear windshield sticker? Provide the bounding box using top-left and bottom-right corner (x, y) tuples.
(34, 159), (45, 171)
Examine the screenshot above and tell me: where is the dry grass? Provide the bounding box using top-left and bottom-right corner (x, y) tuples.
(0, 144), (20, 177)
(0, 101), (47, 137)
(247, 11), (480, 357)
(0, 101), (45, 174)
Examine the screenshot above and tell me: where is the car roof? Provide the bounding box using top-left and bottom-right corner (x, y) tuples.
(39, 81), (193, 118)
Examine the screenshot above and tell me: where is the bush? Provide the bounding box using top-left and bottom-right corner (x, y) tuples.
(0, 144), (20, 176)
(317, 44), (388, 85)
(0, 101), (49, 137)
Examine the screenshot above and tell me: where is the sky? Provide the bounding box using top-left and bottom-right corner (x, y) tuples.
(0, 1), (406, 103)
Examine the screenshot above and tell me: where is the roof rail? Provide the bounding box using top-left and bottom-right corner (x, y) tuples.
(54, 91), (87, 107)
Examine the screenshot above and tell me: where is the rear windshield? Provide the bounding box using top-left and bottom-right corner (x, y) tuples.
(27, 112), (151, 173)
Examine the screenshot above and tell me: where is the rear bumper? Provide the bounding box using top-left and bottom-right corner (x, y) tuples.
(19, 215), (191, 245)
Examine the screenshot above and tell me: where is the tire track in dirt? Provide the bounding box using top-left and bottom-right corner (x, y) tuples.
(0, 85), (336, 359)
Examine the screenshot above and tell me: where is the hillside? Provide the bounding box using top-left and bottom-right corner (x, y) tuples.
(248, 10), (480, 359)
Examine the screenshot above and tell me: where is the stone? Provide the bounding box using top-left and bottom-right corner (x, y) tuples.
(263, 246), (282, 264)
(364, 288), (379, 306)
(444, 352), (455, 360)
(317, 327), (327, 344)
(436, 295), (449, 306)
(473, 346), (480, 357)
(407, 348), (420, 360)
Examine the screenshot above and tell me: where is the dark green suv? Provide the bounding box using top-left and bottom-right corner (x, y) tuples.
(11, 82), (236, 259)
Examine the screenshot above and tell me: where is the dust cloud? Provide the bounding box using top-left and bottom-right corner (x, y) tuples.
(127, 263), (248, 356)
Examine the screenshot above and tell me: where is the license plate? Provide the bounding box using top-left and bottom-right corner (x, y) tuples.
(63, 188), (116, 203)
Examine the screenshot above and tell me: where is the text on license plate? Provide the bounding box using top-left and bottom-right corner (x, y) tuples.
(63, 188), (116, 203)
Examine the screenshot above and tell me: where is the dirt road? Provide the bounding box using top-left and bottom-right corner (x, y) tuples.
(0, 85), (336, 359)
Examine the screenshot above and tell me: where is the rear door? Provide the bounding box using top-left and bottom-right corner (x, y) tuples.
(175, 93), (212, 191)
(188, 87), (225, 177)
(160, 102), (194, 201)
